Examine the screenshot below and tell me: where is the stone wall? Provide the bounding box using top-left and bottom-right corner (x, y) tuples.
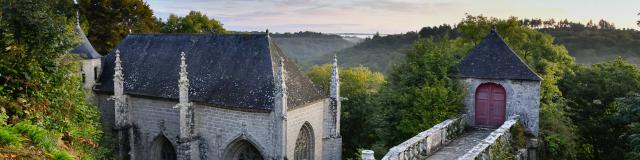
(81, 59), (101, 89)
(286, 100), (326, 159)
(96, 94), (332, 160)
(195, 101), (274, 159)
(458, 116), (520, 160)
(96, 95), (275, 159)
(460, 78), (540, 136)
(381, 115), (466, 160)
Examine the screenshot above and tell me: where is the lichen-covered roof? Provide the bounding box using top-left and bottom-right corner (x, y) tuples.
(94, 34), (324, 110)
(457, 30), (541, 81)
(70, 24), (101, 59)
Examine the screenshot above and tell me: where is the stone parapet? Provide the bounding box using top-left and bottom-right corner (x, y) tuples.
(457, 115), (520, 160)
(381, 115), (466, 160)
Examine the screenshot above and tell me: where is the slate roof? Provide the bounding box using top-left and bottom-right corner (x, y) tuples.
(94, 34), (324, 111)
(457, 30), (541, 81)
(70, 23), (101, 59)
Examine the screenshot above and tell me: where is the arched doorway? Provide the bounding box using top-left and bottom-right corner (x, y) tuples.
(223, 139), (263, 160)
(150, 135), (177, 160)
(294, 122), (314, 160)
(475, 83), (506, 128)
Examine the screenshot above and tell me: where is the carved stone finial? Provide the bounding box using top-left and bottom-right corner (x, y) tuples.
(114, 49), (123, 83)
(177, 51), (190, 107)
(330, 54), (339, 99)
(179, 52), (189, 89)
(277, 57), (286, 92)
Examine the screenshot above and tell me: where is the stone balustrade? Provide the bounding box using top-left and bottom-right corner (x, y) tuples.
(457, 115), (521, 160)
(380, 115), (466, 160)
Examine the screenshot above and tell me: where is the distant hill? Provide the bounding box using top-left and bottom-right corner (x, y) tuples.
(279, 22), (640, 74)
(307, 25), (453, 73)
(541, 28), (640, 65)
(326, 23), (640, 74)
(324, 32), (419, 73)
(271, 31), (357, 69)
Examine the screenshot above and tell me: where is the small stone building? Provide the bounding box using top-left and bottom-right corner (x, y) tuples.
(457, 30), (542, 136)
(69, 14), (101, 89)
(92, 34), (342, 159)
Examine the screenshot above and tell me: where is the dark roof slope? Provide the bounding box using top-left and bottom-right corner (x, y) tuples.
(94, 34), (324, 110)
(70, 24), (101, 59)
(457, 30), (541, 81)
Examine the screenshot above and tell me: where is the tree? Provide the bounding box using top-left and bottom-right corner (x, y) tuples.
(609, 93), (640, 160)
(559, 58), (640, 159)
(160, 11), (226, 34)
(598, 19), (615, 30)
(418, 24), (457, 39)
(78, 0), (160, 54)
(543, 19), (557, 28)
(0, 0), (106, 158)
(378, 37), (468, 150)
(586, 20), (597, 29)
(307, 64), (385, 159)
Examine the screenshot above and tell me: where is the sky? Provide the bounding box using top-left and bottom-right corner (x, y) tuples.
(147, 0), (640, 34)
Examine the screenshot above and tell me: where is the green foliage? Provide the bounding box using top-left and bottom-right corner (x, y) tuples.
(78, 0), (160, 54)
(418, 24), (457, 39)
(625, 123), (640, 160)
(51, 150), (74, 160)
(510, 123), (526, 149)
(160, 11), (226, 34)
(307, 64), (386, 159)
(559, 58), (640, 159)
(0, 121), (77, 159)
(0, 0), (108, 158)
(488, 139), (516, 160)
(0, 127), (22, 147)
(607, 93), (640, 160)
(14, 121), (55, 151)
(378, 37), (467, 152)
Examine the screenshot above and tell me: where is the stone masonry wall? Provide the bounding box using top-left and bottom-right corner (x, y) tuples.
(96, 94), (276, 159)
(81, 59), (101, 89)
(460, 78), (540, 136)
(381, 115), (466, 160)
(458, 116), (520, 160)
(195, 102), (274, 159)
(286, 100), (326, 159)
(96, 93), (333, 159)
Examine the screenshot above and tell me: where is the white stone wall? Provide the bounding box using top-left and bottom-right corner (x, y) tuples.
(460, 78), (540, 136)
(286, 100), (326, 159)
(195, 103), (275, 159)
(96, 94), (333, 159)
(81, 59), (101, 89)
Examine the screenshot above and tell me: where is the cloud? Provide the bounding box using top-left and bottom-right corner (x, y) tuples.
(147, 0), (640, 33)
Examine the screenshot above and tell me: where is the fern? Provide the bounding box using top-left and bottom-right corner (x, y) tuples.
(0, 127), (22, 146)
(51, 150), (74, 160)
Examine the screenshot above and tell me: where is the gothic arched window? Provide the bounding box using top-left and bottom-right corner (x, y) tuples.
(151, 135), (176, 160)
(223, 139), (263, 160)
(294, 122), (314, 160)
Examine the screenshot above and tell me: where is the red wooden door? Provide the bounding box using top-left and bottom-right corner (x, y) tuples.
(475, 83), (506, 128)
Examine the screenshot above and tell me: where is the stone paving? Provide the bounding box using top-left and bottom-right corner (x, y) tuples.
(426, 129), (494, 160)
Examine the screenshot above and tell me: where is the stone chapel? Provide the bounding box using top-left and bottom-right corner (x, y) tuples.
(90, 34), (343, 160)
(457, 30), (542, 136)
